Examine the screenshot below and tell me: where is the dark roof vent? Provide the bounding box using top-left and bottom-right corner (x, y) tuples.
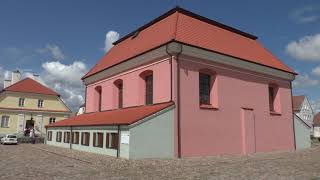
(131, 31), (140, 39)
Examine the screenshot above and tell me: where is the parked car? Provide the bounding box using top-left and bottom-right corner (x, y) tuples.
(0, 135), (18, 145)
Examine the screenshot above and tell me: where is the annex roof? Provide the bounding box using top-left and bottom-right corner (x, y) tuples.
(83, 7), (295, 79)
(47, 101), (174, 127)
(2, 78), (59, 96)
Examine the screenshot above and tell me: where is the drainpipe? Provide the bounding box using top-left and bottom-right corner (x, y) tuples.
(166, 42), (182, 158)
(70, 126), (73, 150)
(117, 125), (120, 158)
(166, 46), (173, 102)
(45, 128), (47, 144)
(290, 81), (296, 150)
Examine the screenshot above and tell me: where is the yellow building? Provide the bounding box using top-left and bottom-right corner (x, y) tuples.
(0, 71), (72, 136)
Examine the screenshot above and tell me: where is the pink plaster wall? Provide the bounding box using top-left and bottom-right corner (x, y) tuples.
(85, 59), (172, 112)
(178, 57), (295, 157)
(84, 53), (295, 158)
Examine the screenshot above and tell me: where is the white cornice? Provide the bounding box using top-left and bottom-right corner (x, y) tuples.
(83, 41), (295, 85)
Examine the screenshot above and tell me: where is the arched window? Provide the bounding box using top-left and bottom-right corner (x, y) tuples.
(114, 79), (123, 108)
(139, 70), (153, 105)
(95, 86), (102, 111)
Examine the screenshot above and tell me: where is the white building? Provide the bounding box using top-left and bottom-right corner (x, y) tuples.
(293, 95), (314, 135)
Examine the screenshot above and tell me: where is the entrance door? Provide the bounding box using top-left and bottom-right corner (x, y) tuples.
(241, 109), (256, 154)
(25, 120), (34, 129)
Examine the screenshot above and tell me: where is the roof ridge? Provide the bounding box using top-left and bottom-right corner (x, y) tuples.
(2, 77), (60, 96)
(112, 6), (257, 46)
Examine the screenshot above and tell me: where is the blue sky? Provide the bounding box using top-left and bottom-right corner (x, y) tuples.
(0, 0), (320, 112)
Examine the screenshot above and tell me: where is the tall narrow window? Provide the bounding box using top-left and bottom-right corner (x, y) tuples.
(145, 75), (153, 105)
(269, 86), (275, 111)
(95, 86), (102, 111)
(199, 73), (211, 105)
(18, 98), (25, 107)
(118, 83), (123, 108)
(268, 84), (280, 113)
(1, 116), (9, 128)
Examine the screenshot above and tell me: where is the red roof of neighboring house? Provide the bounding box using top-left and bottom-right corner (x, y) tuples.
(292, 95), (305, 111)
(314, 113), (320, 126)
(47, 102), (174, 127)
(83, 7), (295, 79)
(2, 78), (59, 96)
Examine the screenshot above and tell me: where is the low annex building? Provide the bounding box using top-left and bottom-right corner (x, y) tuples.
(0, 71), (72, 136)
(46, 7), (296, 159)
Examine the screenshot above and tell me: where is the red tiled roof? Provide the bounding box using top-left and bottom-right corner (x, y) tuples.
(314, 113), (320, 126)
(83, 7), (295, 79)
(2, 78), (59, 96)
(292, 95), (305, 111)
(47, 102), (174, 127)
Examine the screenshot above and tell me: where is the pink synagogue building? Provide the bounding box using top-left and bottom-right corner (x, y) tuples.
(46, 7), (296, 159)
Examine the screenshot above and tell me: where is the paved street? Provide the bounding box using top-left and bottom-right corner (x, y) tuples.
(0, 144), (320, 180)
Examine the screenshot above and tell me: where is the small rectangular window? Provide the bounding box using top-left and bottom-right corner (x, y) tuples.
(72, 132), (79, 144)
(38, 99), (44, 108)
(106, 133), (119, 149)
(63, 132), (70, 143)
(1, 116), (9, 128)
(199, 73), (211, 105)
(18, 98), (25, 107)
(93, 132), (103, 148)
(47, 131), (52, 141)
(145, 75), (153, 105)
(81, 132), (90, 146)
(56, 131), (62, 142)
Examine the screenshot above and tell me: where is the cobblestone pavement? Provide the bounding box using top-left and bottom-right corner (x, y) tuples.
(0, 144), (320, 180)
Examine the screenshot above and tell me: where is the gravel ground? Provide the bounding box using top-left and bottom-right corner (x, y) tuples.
(0, 144), (320, 180)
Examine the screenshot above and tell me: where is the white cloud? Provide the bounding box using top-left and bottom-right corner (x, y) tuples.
(310, 99), (320, 113)
(292, 73), (319, 87)
(290, 6), (320, 24)
(41, 61), (87, 112)
(312, 66), (320, 76)
(0, 61), (87, 112)
(103, 31), (120, 52)
(37, 44), (65, 60)
(286, 34), (320, 61)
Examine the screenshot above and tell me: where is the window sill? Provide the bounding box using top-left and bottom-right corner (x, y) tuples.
(200, 104), (218, 110)
(270, 111), (281, 116)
